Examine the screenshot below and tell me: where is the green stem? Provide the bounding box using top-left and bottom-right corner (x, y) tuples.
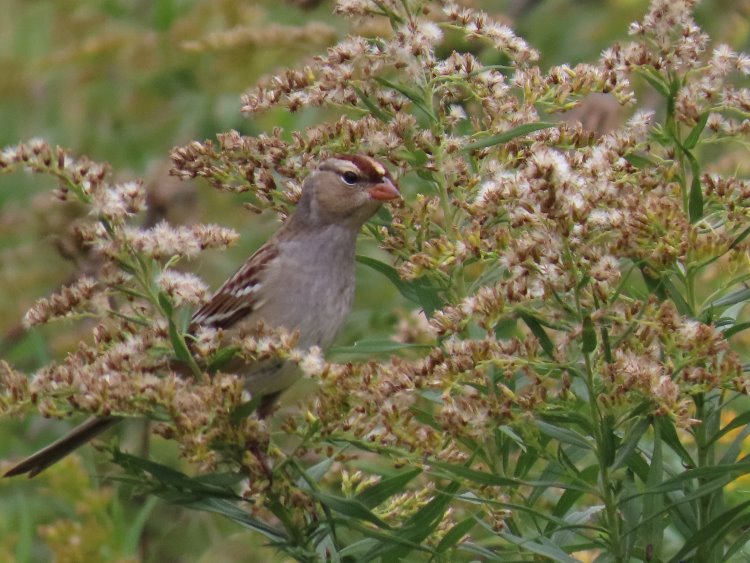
(131, 253), (204, 381)
(694, 392), (721, 561)
(571, 257), (623, 561)
(267, 491), (306, 551)
(582, 350), (623, 562)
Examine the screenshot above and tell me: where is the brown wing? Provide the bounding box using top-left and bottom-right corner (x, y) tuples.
(190, 243), (278, 330)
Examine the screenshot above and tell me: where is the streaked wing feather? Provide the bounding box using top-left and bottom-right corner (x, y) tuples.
(191, 243), (278, 329)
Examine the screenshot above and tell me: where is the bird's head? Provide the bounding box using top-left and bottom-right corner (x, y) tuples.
(300, 154), (400, 227)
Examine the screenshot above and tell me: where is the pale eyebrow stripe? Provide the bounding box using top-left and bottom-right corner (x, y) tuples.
(323, 159), (364, 175)
(368, 158), (386, 176)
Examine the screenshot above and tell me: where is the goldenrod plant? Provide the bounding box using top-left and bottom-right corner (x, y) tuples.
(2, 0), (750, 561)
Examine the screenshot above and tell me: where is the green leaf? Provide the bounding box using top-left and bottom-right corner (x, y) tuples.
(639, 264), (668, 300)
(356, 255), (443, 316)
(463, 122), (555, 151)
(688, 167), (703, 223)
(115, 449), (189, 484)
(405, 481), (460, 529)
(14, 502), (32, 563)
(620, 473), (639, 561)
(661, 275), (692, 315)
(352, 85), (392, 122)
(429, 460), (582, 490)
(551, 505), (605, 550)
(684, 112), (709, 149)
(499, 531), (579, 563)
(655, 415), (695, 469)
(330, 339), (431, 355)
(395, 148), (428, 167)
(547, 487), (586, 533)
(355, 468), (422, 508)
(539, 410), (595, 434)
(536, 420), (592, 451)
(622, 475), (731, 534)
(642, 461), (750, 494)
(600, 414), (616, 467)
(410, 406), (442, 430)
(730, 225), (750, 250)
(719, 422), (750, 465)
(710, 409), (750, 445)
(600, 325), (613, 363)
(311, 492), (392, 529)
(297, 460), (333, 489)
(435, 517), (477, 553)
(496, 425), (526, 452)
(168, 316), (193, 364)
(636, 69), (671, 97)
(337, 538), (379, 559)
(374, 76), (436, 123)
(723, 524), (750, 561)
(624, 153), (657, 169)
(612, 417), (651, 470)
(153, 0), (177, 30)
(122, 497), (159, 554)
(674, 140), (704, 224)
(722, 322), (750, 338)
(493, 317), (518, 339)
(207, 345), (238, 371)
(339, 521), (432, 560)
(518, 311), (555, 358)
(668, 500), (750, 563)
(643, 420), (664, 556)
(112, 450), (242, 499)
(158, 291), (173, 316)
(364, 481), (460, 561)
(581, 315), (596, 353)
(192, 472), (248, 487)
(710, 287), (750, 308)
(158, 291), (196, 368)
(230, 395), (263, 423)
(183, 497), (288, 543)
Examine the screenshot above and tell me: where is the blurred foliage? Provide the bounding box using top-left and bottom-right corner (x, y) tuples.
(1, 0), (750, 561)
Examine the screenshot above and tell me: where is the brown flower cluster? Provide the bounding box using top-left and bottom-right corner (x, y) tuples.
(173, 0), (750, 473)
(3, 0), (750, 550)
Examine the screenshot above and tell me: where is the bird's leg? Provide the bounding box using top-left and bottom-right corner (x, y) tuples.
(245, 434), (273, 482)
(257, 391), (282, 419)
(242, 393), (281, 481)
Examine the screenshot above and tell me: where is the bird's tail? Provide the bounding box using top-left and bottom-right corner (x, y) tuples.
(4, 416), (120, 478)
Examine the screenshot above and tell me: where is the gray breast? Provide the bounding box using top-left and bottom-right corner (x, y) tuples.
(253, 225), (357, 349)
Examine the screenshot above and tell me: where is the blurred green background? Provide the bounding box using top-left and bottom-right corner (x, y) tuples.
(1, 0), (748, 561)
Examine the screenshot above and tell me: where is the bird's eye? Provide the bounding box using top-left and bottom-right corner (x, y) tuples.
(341, 171), (360, 185)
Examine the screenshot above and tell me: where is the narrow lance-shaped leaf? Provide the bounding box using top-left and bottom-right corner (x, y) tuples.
(356, 255), (443, 316)
(643, 420), (664, 556)
(668, 500), (750, 563)
(518, 311), (556, 358)
(684, 112), (709, 149)
(355, 468), (422, 508)
(352, 85), (393, 122)
(536, 420), (592, 451)
(363, 481), (461, 561)
(311, 491), (392, 530)
(463, 122), (555, 151)
(581, 315), (597, 354)
(331, 338), (431, 355)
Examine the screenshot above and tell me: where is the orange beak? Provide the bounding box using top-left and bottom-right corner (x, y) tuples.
(368, 178), (401, 201)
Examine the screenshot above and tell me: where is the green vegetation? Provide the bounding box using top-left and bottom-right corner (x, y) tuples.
(2, 1), (750, 561)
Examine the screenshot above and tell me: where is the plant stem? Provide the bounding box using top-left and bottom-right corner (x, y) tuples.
(694, 392), (721, 561)
(583, 349), (624, 563)
(572, 256), (624, 562)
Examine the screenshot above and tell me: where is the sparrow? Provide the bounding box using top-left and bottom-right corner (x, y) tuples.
(5, 154), (400, 478)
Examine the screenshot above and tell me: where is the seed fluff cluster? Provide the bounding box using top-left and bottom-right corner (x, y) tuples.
(3, 0), (750, 553)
